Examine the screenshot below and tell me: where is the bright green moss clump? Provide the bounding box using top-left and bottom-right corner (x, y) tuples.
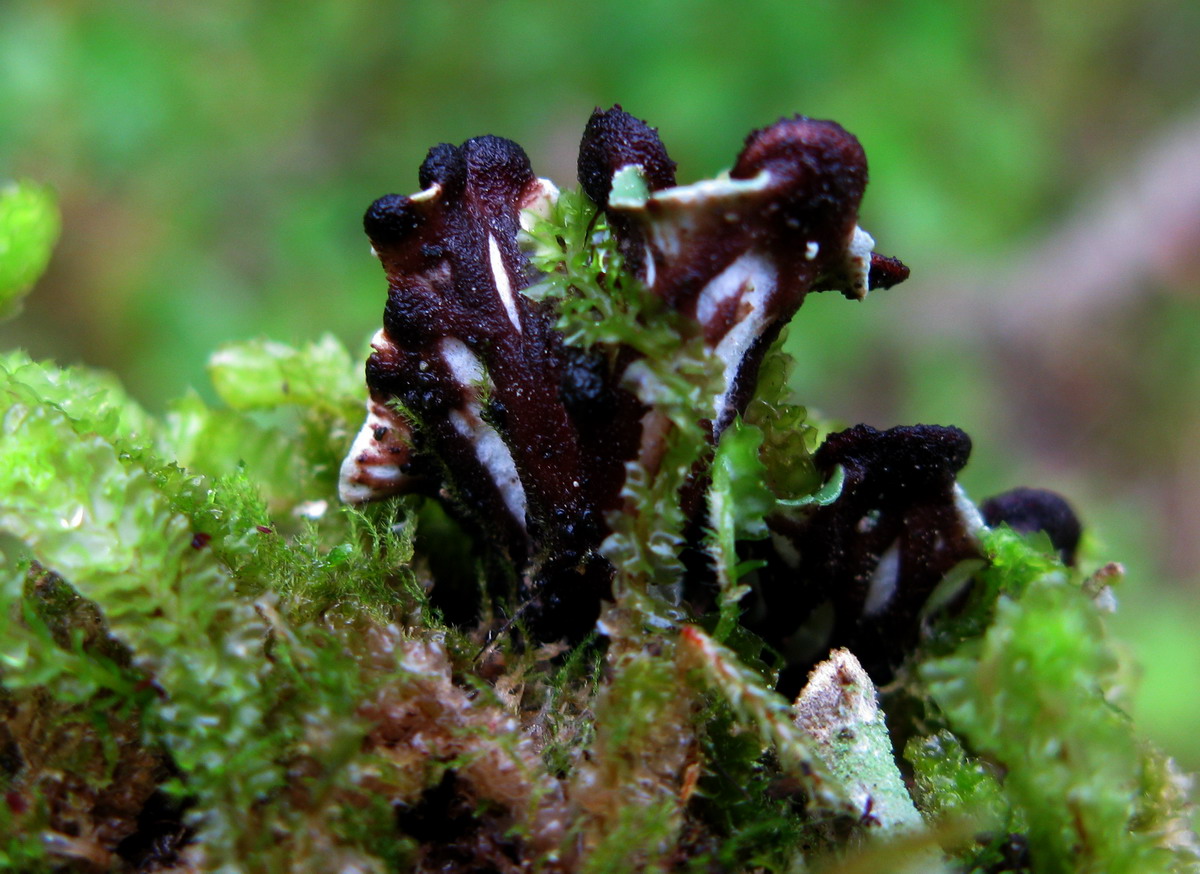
(1, 184), (1197, 873)
(0, 181), (59, 322)
(921, 536), (1196, 873)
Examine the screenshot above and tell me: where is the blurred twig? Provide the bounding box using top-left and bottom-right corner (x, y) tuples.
(912, 103), (1200, 344)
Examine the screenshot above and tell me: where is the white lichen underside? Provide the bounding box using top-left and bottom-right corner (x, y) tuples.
(338, 330), (411, 504)
(696, 251), (777, 435)
(440, 338), (528, 530)
(488, 234), (523, 333)
(845, 225), (875, 300)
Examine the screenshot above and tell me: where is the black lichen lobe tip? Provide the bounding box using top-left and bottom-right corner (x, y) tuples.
(416, 136), (539, 207)
(981, 487), (1083, 566)
(369, 137), (539, 239)
(363, 193), (423, 245)
(817, 423), (972, 490)
(578, 105), (677, 207)
(460, 135), (539, 206)
(418, 141), (468, 192)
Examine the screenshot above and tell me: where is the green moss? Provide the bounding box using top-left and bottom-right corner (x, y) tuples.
(706, 419), (772, 641)
(0, 181), (59, 322)
(905, 730), (1010, 832)
(921, 548), (1197, 873)
(742, 329), (821, 501)
(0, 347), (427, 868)
(692, 701), (807, 872)
(679, 626), (841, 814)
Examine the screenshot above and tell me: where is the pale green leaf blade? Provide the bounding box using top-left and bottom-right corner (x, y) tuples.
(0, 181), (60, 321)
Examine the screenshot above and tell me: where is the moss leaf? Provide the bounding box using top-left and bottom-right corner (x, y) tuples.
(208, 333), (361, 417)
(0, 181), (60, 322)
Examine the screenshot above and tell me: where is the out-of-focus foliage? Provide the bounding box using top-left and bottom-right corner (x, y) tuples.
(3, 1), (1196, 407)
(0, 181), (58, 321)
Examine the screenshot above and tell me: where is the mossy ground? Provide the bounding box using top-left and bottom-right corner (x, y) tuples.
(1, 182), (1197, 873)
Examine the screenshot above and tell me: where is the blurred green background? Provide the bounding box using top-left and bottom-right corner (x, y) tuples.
(2, 1), (1199, 769)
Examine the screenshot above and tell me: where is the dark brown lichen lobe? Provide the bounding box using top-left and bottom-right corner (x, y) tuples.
(749, 424), (985, 691)
(731, 116), (868, 251)
(587, 111), (904, 440)
(353, 136), (602, 570)
(598, 115), (886, 309)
